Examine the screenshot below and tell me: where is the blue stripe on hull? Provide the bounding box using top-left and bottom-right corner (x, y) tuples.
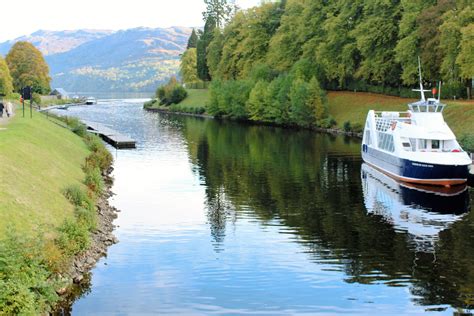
(362, 148), (469, 182)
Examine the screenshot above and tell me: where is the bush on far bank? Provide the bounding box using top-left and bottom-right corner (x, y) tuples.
(156, 77), (188, 106)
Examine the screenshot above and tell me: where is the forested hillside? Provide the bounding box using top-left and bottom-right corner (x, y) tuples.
(180, 0), (473, 128)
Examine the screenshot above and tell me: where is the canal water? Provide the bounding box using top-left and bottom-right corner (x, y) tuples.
(60, 99), (473, 315)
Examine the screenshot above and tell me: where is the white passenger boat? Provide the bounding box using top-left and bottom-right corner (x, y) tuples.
(361, 60), (471, 186)
(85, 97), (97, 105)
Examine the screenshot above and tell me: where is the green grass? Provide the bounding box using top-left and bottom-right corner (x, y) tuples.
(146, 89), (209, 110)
(175, 89), (209, 108)
(327, 91), (474, 136)
(0, 112), (89, 237)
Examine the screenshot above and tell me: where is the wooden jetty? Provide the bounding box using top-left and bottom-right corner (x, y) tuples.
(82, 120), (136, 149)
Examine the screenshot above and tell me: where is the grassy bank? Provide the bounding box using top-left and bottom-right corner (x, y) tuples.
(0, 112), (113, 314)
(144, 89), (208, 114)
(0, 114), (88, 235)
(327, 91), (474, 136)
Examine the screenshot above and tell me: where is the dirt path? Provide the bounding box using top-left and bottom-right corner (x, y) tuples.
(0, 110), (15, 129)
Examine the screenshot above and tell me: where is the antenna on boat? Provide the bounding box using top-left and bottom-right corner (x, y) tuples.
(412, 57), (430, 101)
(438, 81), (442, 102)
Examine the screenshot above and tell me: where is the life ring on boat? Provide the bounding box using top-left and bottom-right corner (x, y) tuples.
(452, 149), (461, 152)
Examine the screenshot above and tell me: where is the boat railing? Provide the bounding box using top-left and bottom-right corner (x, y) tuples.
(373, 112), (411, 132)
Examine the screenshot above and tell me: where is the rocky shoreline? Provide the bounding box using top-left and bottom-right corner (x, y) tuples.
(53, 167), (119, 313)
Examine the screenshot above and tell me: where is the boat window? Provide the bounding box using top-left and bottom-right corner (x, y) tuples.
(419, 105), (427, 112)
(365, 131), (371, 145)
(402, 142), (411, 151)
(377, 132), (395, 153)
(428, 105), (436, 112)
(432, 140), (440, 150)
(419, 139), (427, 150)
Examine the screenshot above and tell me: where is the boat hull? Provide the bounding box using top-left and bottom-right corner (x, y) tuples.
(362, 147), (469, 186)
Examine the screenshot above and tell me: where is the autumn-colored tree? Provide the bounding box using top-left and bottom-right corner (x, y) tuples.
(0, 56), (13, 97)
(6, 41), (51, 94)
(180, 48), (200, 84)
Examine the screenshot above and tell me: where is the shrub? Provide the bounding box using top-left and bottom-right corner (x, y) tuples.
(63, 185), (93, 211)
(156, 77), (188, 106)
(320, 116), (337, 129)
(143, 99), (158, 109)
(0, 232), (60, 315)
(84, 167), (104, 195)
(56, 220), (90, 256)
(84, 134), (103, 152)
(343, 121), (352, 132)
(75, 207), (97, 232)
(459, 134), (474, 153)
(67, 117), (87, 137)
(351, 123), (364, 133)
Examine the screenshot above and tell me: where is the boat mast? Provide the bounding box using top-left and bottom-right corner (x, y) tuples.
(412, 57), (430, 101)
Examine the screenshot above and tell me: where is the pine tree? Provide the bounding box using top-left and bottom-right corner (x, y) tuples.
(203, 0), (233, 28)
(197, 17), (216, 81)
(187, 29), (198, 49)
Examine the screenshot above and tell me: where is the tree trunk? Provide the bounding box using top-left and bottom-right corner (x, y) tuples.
(466, 78), (472, 100)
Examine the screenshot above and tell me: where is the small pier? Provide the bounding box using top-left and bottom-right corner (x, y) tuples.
(82, 120), (136, 149)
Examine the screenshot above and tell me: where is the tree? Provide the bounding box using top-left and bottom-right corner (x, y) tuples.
(6, 41), (51, 94)
(180, 48), (200, 84)
(203, 0), (233, 28)
(0, 56), (13, 97)
(317, 0), (363, 87)
(187, 29), (198, 49)
(197, 17), (216, 81)
(266, 0), (306, 72)
(247, 80), (270, 122)
(214, 3), (283, 80)
(417, 0), (454, 81)
(456, 23), (474, 99)
(395, 0), (435, 85)
(352, 0), (401, 85)
(307, 77), (327, 126)
(207, 29), (224, 78)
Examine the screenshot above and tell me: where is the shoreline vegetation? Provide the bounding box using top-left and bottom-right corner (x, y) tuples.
(0, 109), (117, 314)
(144, 88), (474, 153)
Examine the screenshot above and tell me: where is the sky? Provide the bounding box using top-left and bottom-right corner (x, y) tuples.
(0, 0), (261, 42)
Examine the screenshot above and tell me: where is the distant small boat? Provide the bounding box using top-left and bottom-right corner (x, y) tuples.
(85, 97), (97, 105)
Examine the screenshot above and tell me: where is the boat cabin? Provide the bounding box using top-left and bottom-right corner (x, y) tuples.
(408, 99), (445, 113)
(400, 138), (459, 153)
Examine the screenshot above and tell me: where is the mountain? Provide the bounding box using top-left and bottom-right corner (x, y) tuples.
(0, 29), (114, 56)
(0, 27), (192, 92)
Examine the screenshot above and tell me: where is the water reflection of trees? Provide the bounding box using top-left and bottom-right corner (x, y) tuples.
(180, 117), (474, 310)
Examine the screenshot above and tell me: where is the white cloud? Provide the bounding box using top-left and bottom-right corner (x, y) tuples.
(0, 0), (261, 42)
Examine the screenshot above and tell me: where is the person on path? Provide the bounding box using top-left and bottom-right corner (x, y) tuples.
(5, 101), (12, 117)
(0, 101), (4, 118)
